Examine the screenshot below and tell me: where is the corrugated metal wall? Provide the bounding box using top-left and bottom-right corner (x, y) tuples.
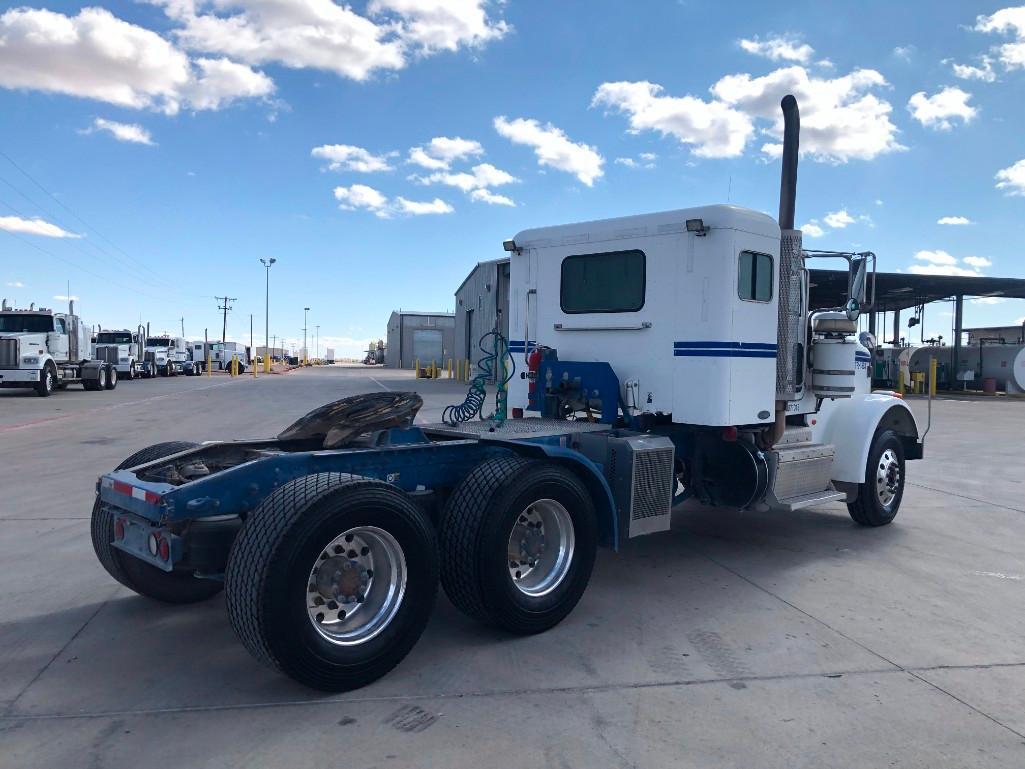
(454, 259), (510, 369)
(385, 312), (455, 368)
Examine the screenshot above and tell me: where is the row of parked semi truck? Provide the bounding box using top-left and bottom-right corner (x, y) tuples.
(0, 299), (251, 396)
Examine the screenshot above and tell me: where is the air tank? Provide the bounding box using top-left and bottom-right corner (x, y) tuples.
(979, 344), (1025, 393)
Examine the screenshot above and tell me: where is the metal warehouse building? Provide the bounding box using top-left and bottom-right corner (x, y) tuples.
(454, 258), (510, 369)
(385, 311), (455, 369)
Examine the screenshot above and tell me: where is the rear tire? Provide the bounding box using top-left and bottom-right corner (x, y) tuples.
(35, 362), (56, 397)
(225, 474), (438, 691)
(91, 441), (223, 604)
(439, 457), (598, 634)
(847, 429), (905, 526)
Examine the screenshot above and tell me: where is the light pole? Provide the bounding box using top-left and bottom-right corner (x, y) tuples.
(260, 258), (276, 372)
(303, 307), (310, 366)
(315, 324), (320, 362)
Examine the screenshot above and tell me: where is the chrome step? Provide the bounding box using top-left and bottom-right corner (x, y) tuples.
(775, 489), (847, 512)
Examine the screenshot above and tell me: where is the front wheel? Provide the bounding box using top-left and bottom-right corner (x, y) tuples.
(439, 458), (598, 635)
(127, 362), (137, 380)
(848, 429), (906, 526)
(35, 363), (56, 397)
(225, 475), (438, 691)
(104, 365), (118, 390)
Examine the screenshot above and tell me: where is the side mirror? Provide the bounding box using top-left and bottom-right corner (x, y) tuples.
(850, 255), (868, 307)
(845, 297), (861, 322)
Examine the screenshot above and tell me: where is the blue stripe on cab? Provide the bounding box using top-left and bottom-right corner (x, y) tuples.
(674, 341), (777, 351)
(674, 349), (777, 358)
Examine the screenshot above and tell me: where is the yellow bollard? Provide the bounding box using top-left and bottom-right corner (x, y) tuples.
(432, 360), (437, 379)
(929, 356), (938, 397)
(231, 354), (238, 377)
(264, 354), (271, 374)
(448, 358), (453, 379)
(415, 358), (420, 379)
(897, 369), (904, 396)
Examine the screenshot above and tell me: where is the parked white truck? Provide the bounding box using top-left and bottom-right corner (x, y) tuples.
(142, 336), (200, 377)
(0, 301), (119, 396)
(94, 327), (144, 380)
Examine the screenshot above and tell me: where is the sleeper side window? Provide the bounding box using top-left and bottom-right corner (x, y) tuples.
(560, 249), (645, 314)
(738, 250), (773, 302)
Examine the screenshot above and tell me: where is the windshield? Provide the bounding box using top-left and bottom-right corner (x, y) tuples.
(0, 314), (53, 333)
(97, 332), (132, 344)
(146, 337), (172, 347)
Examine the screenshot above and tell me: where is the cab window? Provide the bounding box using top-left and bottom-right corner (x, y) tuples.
(738, 251), (773, 302)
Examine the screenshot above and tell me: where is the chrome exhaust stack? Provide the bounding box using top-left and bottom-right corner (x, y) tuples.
(773, 95), (804, 445)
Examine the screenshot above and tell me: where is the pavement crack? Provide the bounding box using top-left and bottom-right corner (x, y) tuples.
(907, 482), (1025, 515)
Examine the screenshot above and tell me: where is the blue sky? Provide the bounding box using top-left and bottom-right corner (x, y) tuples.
(1, 0), (1024, 356)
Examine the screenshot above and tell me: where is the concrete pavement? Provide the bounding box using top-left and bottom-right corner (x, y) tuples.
(1, 367), (1023, 768)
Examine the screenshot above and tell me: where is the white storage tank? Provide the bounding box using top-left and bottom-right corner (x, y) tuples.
(811, 338), (857, 398)
(979, 344), (1025, 393)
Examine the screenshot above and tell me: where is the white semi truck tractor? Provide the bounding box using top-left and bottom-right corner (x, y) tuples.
(0, 300), (119, 396)
(94, 327), (144, 380)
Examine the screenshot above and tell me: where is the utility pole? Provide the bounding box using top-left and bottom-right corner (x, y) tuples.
(216, 296), (237, 343)
(303, 307), (310, 366)
(316, 324), (320, 360)
(250, 314), (254, 363)
(180, 316), (185, 337)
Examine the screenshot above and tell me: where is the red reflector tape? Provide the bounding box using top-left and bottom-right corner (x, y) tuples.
(111, 480), (162, 506)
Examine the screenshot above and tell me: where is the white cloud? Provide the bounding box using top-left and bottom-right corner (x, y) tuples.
(414, 161), (518, 205)
(333, 183), (453, 218)
(53, 294), (79, 301)
(333, 184), (390, 216)
(615, 154), (658, 169)
(801, 221), (825, 238)
(592, 81), (752, 159)
(914, 249), (958, 266)
(908, 249), (989, 277)
(312, 144), (394, 173)
(823, 209), (855, 228)
(937, 215), (972, 225)
(162, 0), (506, 83)
(0, 216), (80, 239)
(0, 7), (272, 113)
(972, 296), (1005, 305)
(599, 66), (904, 164)
(714, 67), (905, 163)
(407, 136), (483, 170)
(81, 118), (155, 145)
(394, 196), (454, 215)
(951, 57), (996, 82)
(368, 0), (509, 54)
(995, 158), (1025, 195)
(494, 116), (604, 186)
(975, 6), (1025, 70)
(893, 45), (915, 61)
(469, 188), (514, 206)
(738, 35), (814, 64)
(6, 281), (24, 288)
(907, 86), (977, 130)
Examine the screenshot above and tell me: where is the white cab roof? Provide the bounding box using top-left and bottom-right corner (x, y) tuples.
(512, 204), (779, 250)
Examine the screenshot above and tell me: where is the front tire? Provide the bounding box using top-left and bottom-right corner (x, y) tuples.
(104, 365), (118, 390)
(439, 457), (598, 635)
(35, 363), (56, 397)
(848, 429), (905, 526)
(225, 475), (438, 692)
(91, 441), (224, 603)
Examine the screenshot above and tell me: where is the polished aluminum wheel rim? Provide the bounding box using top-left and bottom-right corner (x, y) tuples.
(507, 499), (575, 597)
(876, 448), (901, 508)
(306, 526), (406, 646)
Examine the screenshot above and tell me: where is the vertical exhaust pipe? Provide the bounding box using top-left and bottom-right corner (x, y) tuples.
(778, 94), (800, 230)
(772, 94), (802, 447)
